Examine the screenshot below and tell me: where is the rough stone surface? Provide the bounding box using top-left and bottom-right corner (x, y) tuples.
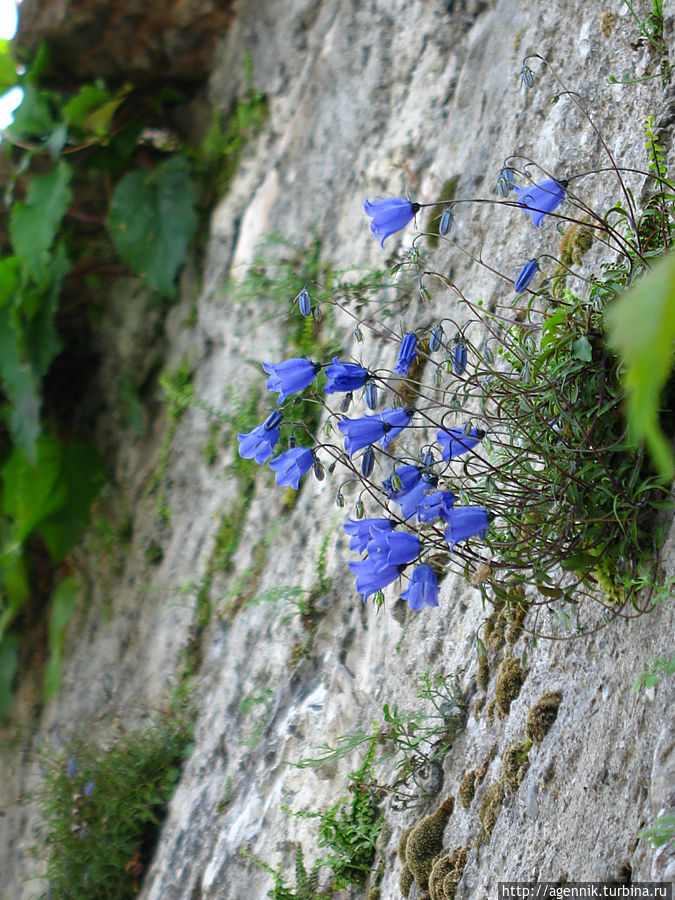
(1, 1), (674, 899)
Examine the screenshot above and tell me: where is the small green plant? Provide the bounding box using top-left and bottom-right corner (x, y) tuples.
(38, 713), (193, 900)
(633, 654), (675, 690)
(243, 845), (329, 900)
(638, 812), (675, 848)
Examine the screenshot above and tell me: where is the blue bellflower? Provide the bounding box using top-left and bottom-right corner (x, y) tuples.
(397, 480), (430, 520)
(383, 464), (422, 499)
(401, 564), (439, 611)
(514, 259), (539, 293)
(395, 333), (418, 376)
(238, 421), (280, 464)
(415, 490), (456, 523)
(364, 197), (421, 247)
(269, 446), (314, 489)
(514, 178), (567, 227)
(367, 529), (421, 570)
(349, 557), (401, 601)
(263, 357), (321, 404)
(444, 507), (490, 549)
(436, 426), (484, 461)
(323, 358), (369, 393)
(344, 517), (393, 553)
(453, 340), (468, 375)
(338, 407), (411, 455)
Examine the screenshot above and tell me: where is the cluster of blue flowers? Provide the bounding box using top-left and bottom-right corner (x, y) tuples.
(237, 152), (570, 611)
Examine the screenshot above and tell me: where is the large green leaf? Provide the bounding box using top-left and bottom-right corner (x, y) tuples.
(0, 40), (17, 94)
(1, 435), (68, 543)
(39, 443), (106, 562)
(605, 251), (675, 479)
(9, 161), (73, 281)
(108, 155), (198, 297)
(43, 576), (80, 703)
(7, 81), (53, 138)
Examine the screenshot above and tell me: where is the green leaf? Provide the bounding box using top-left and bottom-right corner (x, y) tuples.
(7, 82), (54, 138)
(571, 336), (592, 361)
(605, 251), (675, 479)
(43, 576), (80, 702)
(38, 443), (106, 561)
(9, 161), (73, 280)
(63, 83), (126, 138)
(0, 636), (19, 721)
(1, 435), (68, 543)
(0, 305), (41, 461)
(0, 40), (17, 93)
(108, 155), (198, 296)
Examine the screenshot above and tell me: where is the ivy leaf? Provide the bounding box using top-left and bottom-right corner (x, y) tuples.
(43, 576), (81, 703)
(108, 155), (198, 297)
(9, 161), (73, 280)
(1, 435), (68, 543)
(605, 251), (675, 479)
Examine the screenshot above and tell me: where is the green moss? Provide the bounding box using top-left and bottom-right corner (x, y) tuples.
(473, 695), (486, 718)
(600, 10), (616, 36)
(479, 780), (505, 842)
(476, 655), (490, 692)
(405, 798), (454, 890)
(399, 863), (414, 898)
(505, 588), (530, 645)
(429, 847), (469, 900)
(458, 770), (476, 808)
(526, 691), (562, 742)
(367, 888), (381, 900)
(397, 827), (412, 862)
(484, 608), (506, 652)
(495, 657), (525, 717)
(426, 176), (460, 247)
(502, 740), (531, 790)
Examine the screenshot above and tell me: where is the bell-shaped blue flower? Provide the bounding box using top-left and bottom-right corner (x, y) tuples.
(444, 507), (490, 549)
(296, 287), (311, 317)
(344, 517), (393, 553)
(383, 464), (421, 499)
(397, 480), (429, 520)
(514, 178), (567, 227)
(263, 357), (321, 404)
(338, 407), (411, 456)
(364, 197), (420, 247)
(367, 529), (420, 570)
(514, 259), (539, 293)
(238, 420), (280, 464)
(269, 446), (314, 489)
(364, 380), (378, 410)
(401, 564), (439, 611)
(324, 357), (369, 393)
(436, 426), (484, 462)
(349, 557), (402, 601)
(429, 324), (443, 352)
(415, 490), (456, 523)
(395, 333), (418, 376)
(453, 340), (468, 375)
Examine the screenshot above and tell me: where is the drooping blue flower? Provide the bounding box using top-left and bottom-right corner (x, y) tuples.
(366, 529), (421, 570)
(296, 287), (312, 317)
(364, 380), (378, 410)
(429, 324), (443, 352)
(324, 358), (369, 394)
(263, 357), (321, 405)
(415, 490), (456, 523)
(397, 480), (430, 520)
(444, 507), (490, 549)
(364, 197), (420, 248)
(401, 564), (439, 611)
(395, 333), (418, 376)
(84, 780), (95, 797)
(338, 407), (411, 455)
(344, 517), (393, 553)
(514, 178), (567, 227)
(382, 464), (422, 499)
(361, 446), (375, 478)
(349, 557), (402, 600)
(238, 421), (280, 464)
(514, 259), (539, 293)
(436, 426), (484, 462)
(269, 446), (314, 489)
(439, 208), (453, 236)
(497, 166), (515, 197)
(453, 340), (468, 375)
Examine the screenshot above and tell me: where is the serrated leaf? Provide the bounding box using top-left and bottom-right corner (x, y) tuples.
(1, 435), (68, 542)
(108, 155), (198, 296)
(605, 251), (675, 479)
(9, 161), (73, 280)
(43, 576), (80, 702)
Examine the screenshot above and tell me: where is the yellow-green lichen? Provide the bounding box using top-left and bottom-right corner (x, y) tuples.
(474, 695), (486, 718)
(479, 779), (505, 842)
(398, 826), (412, 862)
(502, 739), (532, 790)
(495, 657), (525, 717)
(600, 10), (616, 36)
(367, 888), (381, 900)
(526, 691), (562, 742)
(458, 770), (476, 808)
(405, 797), (455, 890)
(484, 608), (506, 652)
(399, 863), (414, 898)
(477, 655), (490, 692)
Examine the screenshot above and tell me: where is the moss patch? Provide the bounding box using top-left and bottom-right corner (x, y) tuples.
(405, 797), (455, 890)
(502, 740), (531, 790)
(458, 770), (476, 808)
(429, 847), (469, 900)
(476, 655), (490, 692)
(484, 608), (506, 652)
(479, 780), (505, 843)
(495, 657), (525, 717)
(526, 691), (562, 742)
